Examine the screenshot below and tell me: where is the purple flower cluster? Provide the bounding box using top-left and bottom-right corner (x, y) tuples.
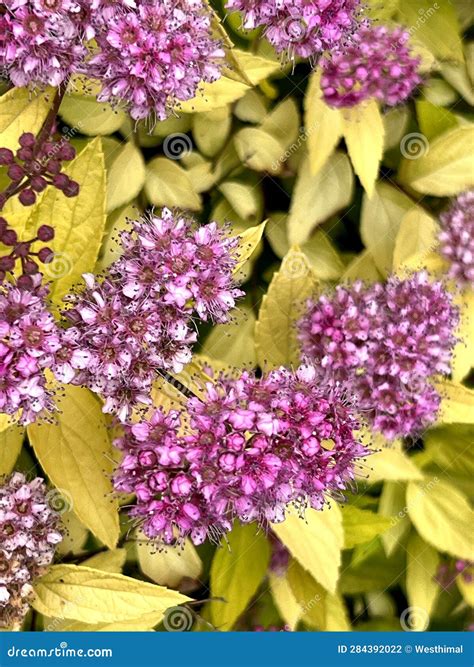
(298, 272), (459, 439)
(226, 0), (362, 60)
(0, 276), (60, 425)
(114, 364), (369, 545)
(1, 1), (224, 121)
(439, 191), (474, 287)
(436, 560), (473, 589)
(321, 25), (422, 108)
(56, 208), (242, 422)
(0, 473), (62, 629)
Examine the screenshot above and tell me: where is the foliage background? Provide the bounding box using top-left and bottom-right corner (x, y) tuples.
(0, 0), (473, 633)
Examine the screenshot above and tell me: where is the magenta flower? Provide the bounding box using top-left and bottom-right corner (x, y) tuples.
(439, 191), (474, 287)
(0, 275), (60, 425)
(225, 0), (362, 61)
(0, 472), (62, 629)
(114, 364), (369, 546)
(55, 209), (243, 422)
(320, 25), (422, 107)
(298, 272), (459, 439)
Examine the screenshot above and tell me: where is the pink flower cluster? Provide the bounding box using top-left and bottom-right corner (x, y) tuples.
(226, 0), (362, 60)
(298, 272), (459, 439)
(439, 191), (474, 287)
(0, 276), (60, 425)
(0, 473), (62, 629)
(56, 208), (242, 422)
(436, 560), (473, 589)
(321, 25), (422, 107)
(114, 364), (369, 545)
(1, 1), (224, 121)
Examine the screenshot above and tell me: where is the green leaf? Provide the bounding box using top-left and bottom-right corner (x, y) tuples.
(398, 0), (463, 62)
(342, 506), (392, 549)
(361, 182), (417, 275)
(287, 152), (354, 245)
(32, 564), (191, 625)
(435, 380), (474, 425)
(0, 88), (52, 150)
(343, 100), (385, 197)
(30, 137), (106, 304)
(255, 248), (317, 368)
(145, 157), (201, 210)
(416, 100), (459, 141)
(193, 107), (232, 157)
(305, 70), (344, 176)
(392, 208), (439, 275)
(28, 385), (120, 550)
(425, 425), (474, 479)
(379, 482), (411, 557)
(209, 523), (270, 629)
(137, 533), (202, 589)
(59, 95), (126, 136)
(273, 505), (343, 594)
(406, 479), (474, 560)
(406, 532), (440, 628)
(102, 138), (145, 213)
(398, 126), (474, 196)
(0, 425), (24, 475)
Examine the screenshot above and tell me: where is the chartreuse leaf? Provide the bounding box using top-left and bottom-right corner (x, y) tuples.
(342, 506), (392, 549)
(435, 380), (474, 425)
(393, 208), (439, 276)
(452, 290), (474, 383)
(209, 523), (270, 629)
(416, 100), (459, 142)
(0, 87), (53, 150)
(56, 511), (88, 558)
(361, 182), (417, 276)
(305, 70), (343, 176)
(365, 431), (423, 483)
(398, 126), (474, 196)
(287, 152), (354, 245)
(59, 95), (126, 136)
(233, 221), (266, 276)
(425, 425), (474, 478)
(32, 564), (191, 625)
(28, 385), (119, 550)
(180, 50), (280, 113)
(287, 560), (349, 630)
(406, 532), (440, 629)
(342, 100), (385, 197)
(145, 157), (201, 211)
(379, 482), (411, 557)
(201, 306), (257, 368)
(83, 550), (127, 574)
(137, 532), (202, 589)
(29, 137), (107, 304)
(193, 106), (232, 157)
(0, 426), (24, 475)
(406, 479), (474, 560)
(398, 0), (463, 62)
(101, 137), (146, 213)
(234, 127), (285, 174)
(255, 247), (317, 368)
(268, 572), (301, 630)
(342, 249), (382, 282)
(273, 505), (343, 594)
(260, 98), (300, 150)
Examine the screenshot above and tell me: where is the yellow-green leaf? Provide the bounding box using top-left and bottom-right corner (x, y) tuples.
(209, 523), (270, 629)
(424, 425), (474, 479)
(137, 534), (202, 589)
(273, 505), (343, 594)
(367, 437), (423, 483)
(342, 506), (392, 549)
(28, 385), (119, 549)
(343, 100), (385, 197)
(406, 479), (474, 560)
(102, 138), (146, 213)
(255, 248), (316, 368)
(32, 564), (191, 625)
(60, 95), (126, 136)
(393, 208), (439, 275)
(145, 157), (201, 210)
(0, 88), (52, 150)
(406, 532), (440, 629)
(234, 127), (285, 174)
(435, 380), (474, 425)
(83, 550), (127, 574)
(398, 0), (463, 62)
(305, 70), (343, 176)
(0, 426), (24, 475)
(398, 126), (474, 196)
(452, 290), (474, 383)
(201, 306), (257, 368)
(233, 221), (266, 276)
(268, 572), (301, 630)
(193, 107), (232, 157)
(379, 482), (411, 557)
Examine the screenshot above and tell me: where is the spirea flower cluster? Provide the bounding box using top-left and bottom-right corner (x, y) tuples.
(55, 208), (242, 422)
(1, 1), (224, 121)
(0, 473), (62, 629)
(226, 0), (362, 60)
(320, 25), (422, 107)
(298, 272), (459, 439)
(439, 191), (474, 287)
(114, 364), (369, 545)
(0, 275), (60, 425)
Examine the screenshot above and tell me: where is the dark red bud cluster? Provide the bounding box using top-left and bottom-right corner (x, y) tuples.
(0, 216), (55, 284)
